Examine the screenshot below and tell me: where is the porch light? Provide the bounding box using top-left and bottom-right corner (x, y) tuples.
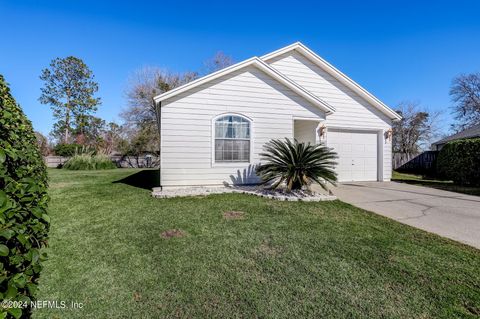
(318, 124), (327, 139)
(385, 128), (393, 141)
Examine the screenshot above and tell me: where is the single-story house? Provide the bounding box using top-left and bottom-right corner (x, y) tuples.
(153, 42), (401, 188)
(432, 123), (480, 150)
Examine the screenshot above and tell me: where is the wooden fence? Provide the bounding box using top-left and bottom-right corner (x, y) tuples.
(44, 156), (69, 168)
(392, 153), (418, 170)
(44, 155), (160, 168)
(110, 155), (160, 168)
(393, 151), (438, 175)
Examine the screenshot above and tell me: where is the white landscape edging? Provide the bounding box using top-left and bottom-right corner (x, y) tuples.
(151, 186), (336, 201)
(230, 189), (336, 201)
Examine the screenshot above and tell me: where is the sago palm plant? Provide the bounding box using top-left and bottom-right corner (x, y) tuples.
(256, 138), (338, 191)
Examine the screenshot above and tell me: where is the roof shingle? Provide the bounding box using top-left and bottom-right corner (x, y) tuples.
(433, 124), (480, 145)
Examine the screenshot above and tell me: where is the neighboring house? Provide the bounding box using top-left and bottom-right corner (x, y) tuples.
(153, 42), (401, 188)
(432, 124), (480, 150)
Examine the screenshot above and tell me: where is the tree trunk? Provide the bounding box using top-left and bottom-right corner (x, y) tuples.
(64, 110), (69, 143)
(65, 91), (71, 144)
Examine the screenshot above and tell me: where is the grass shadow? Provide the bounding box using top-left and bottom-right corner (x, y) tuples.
(113, 169), (160, 190)
(393, 179), (480, 196)
(393, 179), (452, 186)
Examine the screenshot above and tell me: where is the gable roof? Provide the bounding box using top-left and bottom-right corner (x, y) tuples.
(432, 123), (480, 146)
(153, 57), (335, 114)
(261, 42), (402, 121)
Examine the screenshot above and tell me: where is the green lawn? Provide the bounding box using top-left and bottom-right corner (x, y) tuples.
(33, 169), (480, 318)
(392, 171), (480, 196)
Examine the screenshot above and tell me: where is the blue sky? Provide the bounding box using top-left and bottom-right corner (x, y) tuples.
(1, 0), (479, 136)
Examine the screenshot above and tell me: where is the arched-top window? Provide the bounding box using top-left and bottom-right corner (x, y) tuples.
(214, 115), (251, 162)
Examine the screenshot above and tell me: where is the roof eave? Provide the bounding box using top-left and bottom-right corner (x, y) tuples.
(153, 57), (335, 115)
(153, 57), (259, 103)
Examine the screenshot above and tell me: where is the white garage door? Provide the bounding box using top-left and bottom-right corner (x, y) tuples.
(327, 129), (378, 182)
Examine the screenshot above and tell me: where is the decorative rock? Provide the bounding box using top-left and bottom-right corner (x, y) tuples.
(151, 185), (336, 201)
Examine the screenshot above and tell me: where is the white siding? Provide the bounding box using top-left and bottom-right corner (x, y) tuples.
(267, 52), (393, 180)
(160, 66), (326, 187)
(382, 136), (392, 180)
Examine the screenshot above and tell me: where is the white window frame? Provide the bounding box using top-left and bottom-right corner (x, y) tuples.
(211, 113), (253, 167)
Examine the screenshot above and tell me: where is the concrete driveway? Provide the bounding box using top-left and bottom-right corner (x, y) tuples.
(331, 182), (480, 249)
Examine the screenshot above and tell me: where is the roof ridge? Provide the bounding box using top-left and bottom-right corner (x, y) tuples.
(261, 42), (402, 121)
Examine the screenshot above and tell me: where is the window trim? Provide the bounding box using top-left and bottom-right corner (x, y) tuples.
(211, 113), (253, 167)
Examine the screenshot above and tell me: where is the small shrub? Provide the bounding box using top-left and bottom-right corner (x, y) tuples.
(52, 143), (83, 156)
(0, 75), (50, 318)
(256, 138), (338, 191)
(437, 138), (480, 186)
(63, 154), (116, 170)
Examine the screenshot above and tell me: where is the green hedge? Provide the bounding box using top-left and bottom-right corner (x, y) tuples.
(63, 154), (116, 170)
(0, 75), (50, 318)
(437, 138), (480, 186)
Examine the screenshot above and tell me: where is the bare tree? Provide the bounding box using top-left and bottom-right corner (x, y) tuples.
(101, 122), (123, 155)
(393, 101), (441, 154)
(122, 66), (198, 125)
(204, 51), (234, 74)
(123, 52), (233, 126)
(34, 131), (51, 156)
(121, 53), (232, 155)
(450, 72), (480, 131)
(121, 67), (197, 154)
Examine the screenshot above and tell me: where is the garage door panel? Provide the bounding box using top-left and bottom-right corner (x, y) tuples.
(351, 170), (364, 181)
(351, 144), (366, 153)
(364, 144), (377, 153)
(338, 157), (351, 167)
(365, 157), (377, 167)
(342, 144), (352, 153)
(336, 170), (351, 182)
(327, 129), (378, 182)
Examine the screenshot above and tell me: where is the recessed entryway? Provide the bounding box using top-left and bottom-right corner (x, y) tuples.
(293, 119), (319, 145)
